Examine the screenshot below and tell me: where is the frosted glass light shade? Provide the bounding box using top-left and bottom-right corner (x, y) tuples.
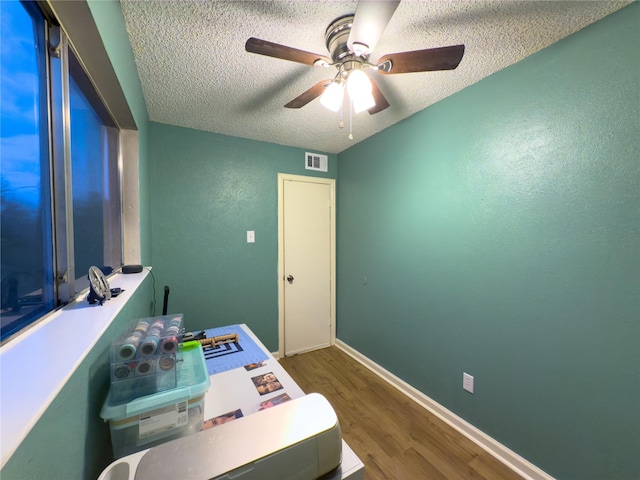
(347, 69), (375, 113)
(320, 81), (344, 112)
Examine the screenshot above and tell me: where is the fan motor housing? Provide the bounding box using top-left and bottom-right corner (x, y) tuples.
(325, 14), (354, 63)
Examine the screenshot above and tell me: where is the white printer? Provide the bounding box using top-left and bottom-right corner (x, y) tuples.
(99, 393), (363, 480)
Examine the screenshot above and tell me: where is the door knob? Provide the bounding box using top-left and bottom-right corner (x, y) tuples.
(286, 275), (294, 284)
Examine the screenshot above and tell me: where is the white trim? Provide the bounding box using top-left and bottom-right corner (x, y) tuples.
(121, 129), (141, 264)
(0, 270), (149, 468)
(277, 173), (336, 358)
(335, 339), (555, 480)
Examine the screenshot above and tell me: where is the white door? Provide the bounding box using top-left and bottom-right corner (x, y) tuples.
(278, 174), (335, 356)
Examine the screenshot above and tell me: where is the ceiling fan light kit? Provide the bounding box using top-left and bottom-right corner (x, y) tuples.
(319, 80), (344, 112)
(346, 69), (375, 113)
(244, 0), (465, 138)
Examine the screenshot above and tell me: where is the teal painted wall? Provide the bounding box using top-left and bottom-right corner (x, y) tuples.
(336, 4), (639, 479)
(0, 277), (154, 480)
(1, 2), (153, 479)
(149, 123), (336, 351)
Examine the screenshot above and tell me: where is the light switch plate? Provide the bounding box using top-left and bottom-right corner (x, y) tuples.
(463, 372), (474, 394)
(247, 231), (255, 243)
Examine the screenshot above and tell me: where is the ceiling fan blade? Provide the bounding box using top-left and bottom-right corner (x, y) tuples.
(284, 80), (333, 109)
(368, 78), (390, 115)
(377, 44), (465, 74)
(245, 37), (331, 67)
(348, 0), (400, 56)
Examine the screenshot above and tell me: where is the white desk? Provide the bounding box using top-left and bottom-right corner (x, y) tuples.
(99, 324), (364, 480)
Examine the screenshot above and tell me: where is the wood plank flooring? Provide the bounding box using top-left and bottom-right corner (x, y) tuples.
(278, 347), (524, 480)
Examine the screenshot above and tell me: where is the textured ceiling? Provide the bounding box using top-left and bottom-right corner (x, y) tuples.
(120, 0), (630, 154)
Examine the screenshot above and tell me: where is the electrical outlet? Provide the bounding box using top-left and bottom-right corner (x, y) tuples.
(463, 372), (474, 394)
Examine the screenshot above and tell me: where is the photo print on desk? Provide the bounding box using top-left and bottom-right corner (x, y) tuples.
(202, 409), (244, 430)
(259, 392), (292, 411)
(251, 372), (284, 396)
(244, 361), (267, 371)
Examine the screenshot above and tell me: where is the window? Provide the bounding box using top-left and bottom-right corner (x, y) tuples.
(67, 49), (122, 294)
(1, 1), (123, 342)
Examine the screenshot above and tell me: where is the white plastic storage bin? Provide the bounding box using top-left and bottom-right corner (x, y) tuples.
(101, 345), (210, 458)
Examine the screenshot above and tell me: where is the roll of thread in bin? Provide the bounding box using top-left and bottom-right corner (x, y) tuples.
(160, 316), (181, 353)
(140, 319), (164, 356)
(165, 316), (181, 331)
(118, 320), (150, 360)
(161, 336), (178, 354)
(136, 359), (155, 375)
(113, 363), (134, 379)
(159, 355), (175, 371)
(164, 319), (180, 333)
(140, 336), (159, 356)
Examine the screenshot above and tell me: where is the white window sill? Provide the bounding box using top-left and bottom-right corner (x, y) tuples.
(0, 270), (149, 468)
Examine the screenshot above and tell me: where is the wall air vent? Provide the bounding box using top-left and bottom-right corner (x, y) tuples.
(305, 152), (328, 172)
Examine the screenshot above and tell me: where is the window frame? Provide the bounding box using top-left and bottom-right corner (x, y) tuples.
(1, 0), (137, 343)
(49, 27), (124, 302)
(0, 0), (55, 340)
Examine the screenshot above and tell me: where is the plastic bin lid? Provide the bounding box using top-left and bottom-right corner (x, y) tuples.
(101, 345), (211, 421)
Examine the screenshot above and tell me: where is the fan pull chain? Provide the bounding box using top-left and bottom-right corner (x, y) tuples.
(339, 102), (344, 129)
(348, 100), (354, 140)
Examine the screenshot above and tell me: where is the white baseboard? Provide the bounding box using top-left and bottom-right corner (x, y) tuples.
(335, 339), (554, 480)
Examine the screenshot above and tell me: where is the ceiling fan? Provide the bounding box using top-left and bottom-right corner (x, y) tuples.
(245, 0), (465, 115)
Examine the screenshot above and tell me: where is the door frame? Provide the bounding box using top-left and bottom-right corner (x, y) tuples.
(277, 173), (336, 358)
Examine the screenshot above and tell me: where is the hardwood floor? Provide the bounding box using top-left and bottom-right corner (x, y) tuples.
(279, 347), (524, 480)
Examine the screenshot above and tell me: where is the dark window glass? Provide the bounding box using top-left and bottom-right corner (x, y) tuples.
(0, 1), (54, 340)
(70, 72), (106, 285)
(68, 51), (121, 292)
